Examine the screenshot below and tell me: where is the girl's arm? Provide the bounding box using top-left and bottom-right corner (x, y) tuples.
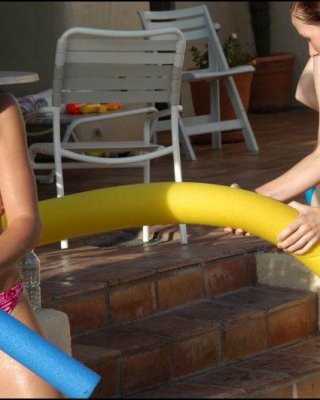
(261, 56), (320, 254)
(255, 145), (320, 201)
(256, 56), (320, 202)
(295, 56), (318, 111)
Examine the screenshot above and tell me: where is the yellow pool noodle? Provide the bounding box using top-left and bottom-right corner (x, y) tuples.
(4, 182), (320, 276)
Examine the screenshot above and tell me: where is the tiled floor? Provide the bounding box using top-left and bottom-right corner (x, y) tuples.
(34, 106), (318, 308)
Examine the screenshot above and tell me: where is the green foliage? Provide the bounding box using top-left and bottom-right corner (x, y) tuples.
(190, 33), (254, 69)
(223, 33), (253, 67)
(190, 44), (208, 69)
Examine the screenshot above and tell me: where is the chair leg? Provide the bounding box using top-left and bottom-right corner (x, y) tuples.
(150, 118), (158, 144)
(51, 108), (69, 249)
(35, 169), (55, 184)
(179, 224), (188, 244)
(172, 106), (188, 245)
(178, 116), (196, 161)
(142, 226), (150, 242)
(210, 80), (222, 149)
(57, 159), (68, 249)
(151, 103), (196, 161)
(142, 159), (150, 243)
(223, 77), (259, 152)
(29, 145), (55, 184)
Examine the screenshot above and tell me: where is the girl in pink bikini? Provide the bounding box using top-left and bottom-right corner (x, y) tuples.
(0, 92), (62, 397)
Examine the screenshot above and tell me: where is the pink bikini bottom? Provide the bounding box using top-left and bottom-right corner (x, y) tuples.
(0, 282), (23, 314)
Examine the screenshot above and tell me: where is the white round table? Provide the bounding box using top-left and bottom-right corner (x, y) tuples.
(0, 71), (39, 85)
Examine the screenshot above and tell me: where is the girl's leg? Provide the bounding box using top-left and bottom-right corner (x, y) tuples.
(0, 290), (63, 398)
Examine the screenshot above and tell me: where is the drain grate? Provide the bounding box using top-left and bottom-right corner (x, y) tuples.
(115, 237), (163, 248)
(83, 230), (164, 248)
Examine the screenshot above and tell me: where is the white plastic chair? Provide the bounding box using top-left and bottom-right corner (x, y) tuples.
(138, 4), (259, 160)
(28, 26), (188, 247)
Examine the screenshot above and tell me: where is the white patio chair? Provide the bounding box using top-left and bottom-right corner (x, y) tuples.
(28, 26), (188, 248)
(138, 4), (259, 160)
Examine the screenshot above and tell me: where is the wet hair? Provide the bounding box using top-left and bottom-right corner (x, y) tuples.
(290, 2), (320, 24)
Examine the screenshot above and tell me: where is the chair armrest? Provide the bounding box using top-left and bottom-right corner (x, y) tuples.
(182, 65), (255, 82)
(146, 105), (183, 121)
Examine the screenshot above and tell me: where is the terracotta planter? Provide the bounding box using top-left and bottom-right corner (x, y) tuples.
(249, 52), (295, 113)
(190, 71), (254, 144)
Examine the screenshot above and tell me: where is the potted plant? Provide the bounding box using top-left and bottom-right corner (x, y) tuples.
(189, 33), (255, 144)
(248, 2), (295, 112)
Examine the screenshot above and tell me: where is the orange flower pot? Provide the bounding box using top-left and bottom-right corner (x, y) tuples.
(249, 52), (295, 113)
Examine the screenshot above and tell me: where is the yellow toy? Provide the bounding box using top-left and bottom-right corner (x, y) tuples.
(80, 102), (122, 114)
(3, 183), (319, 276)
(66, 102), (122, 114)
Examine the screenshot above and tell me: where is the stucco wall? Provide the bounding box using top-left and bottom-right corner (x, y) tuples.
(0, 1), (149, 97)
(0, 2), (66, 97)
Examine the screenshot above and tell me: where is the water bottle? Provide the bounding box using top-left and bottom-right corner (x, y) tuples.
(19, 250), (41, 312)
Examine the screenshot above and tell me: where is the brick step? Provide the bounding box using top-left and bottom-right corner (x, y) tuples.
(40, 238), (269, 335)
(72, 284), (318, 397)
(130, 333), (320, 398)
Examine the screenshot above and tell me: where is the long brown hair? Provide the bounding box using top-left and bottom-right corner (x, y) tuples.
(291, 2), (320, 24)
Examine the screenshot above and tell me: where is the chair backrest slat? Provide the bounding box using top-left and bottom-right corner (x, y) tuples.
(144, 15), (207, 32)
(61, 90), (172, 104)
(68, 38), (178, 52)
(183, 28), (209, 41)
(63, 76), (171, 91)
(65, 51), (177, 65)
(143, 5), (204, 20)
(138, 5), (229, 71)
(52, 27), (185, 107)
(65, 64), (173, 77)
